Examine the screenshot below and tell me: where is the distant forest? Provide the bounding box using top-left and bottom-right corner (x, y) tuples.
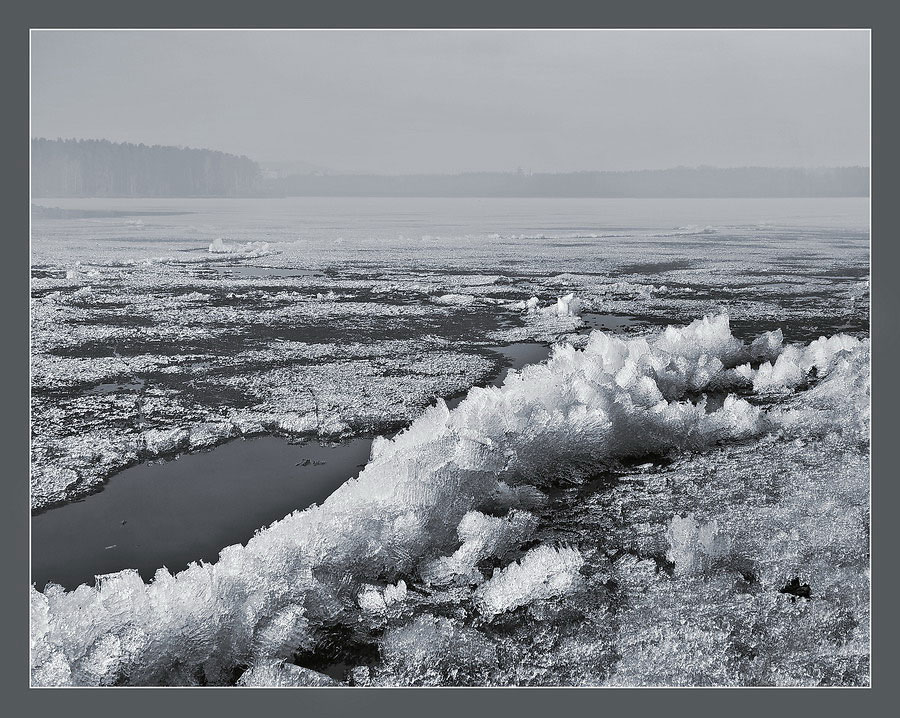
(31, 138), (868, 198)
(265, 166), (869, 198)
(31, 138), (260, 197)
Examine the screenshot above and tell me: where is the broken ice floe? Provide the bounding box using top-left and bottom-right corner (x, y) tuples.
(31, 315), (869, 686)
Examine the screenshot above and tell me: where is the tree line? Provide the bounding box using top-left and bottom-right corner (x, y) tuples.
(32, 138), (260, 197)
(30, 138), (868, 198)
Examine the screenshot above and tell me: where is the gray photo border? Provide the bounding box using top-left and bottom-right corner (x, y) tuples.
(2, 1), (897, 715)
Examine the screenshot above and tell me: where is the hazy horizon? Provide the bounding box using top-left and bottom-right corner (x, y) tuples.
(31, 30), (869, 175)
(27, 133), (873, 176)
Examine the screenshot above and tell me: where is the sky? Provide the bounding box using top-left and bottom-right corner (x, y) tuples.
(31, 30), (870, 174)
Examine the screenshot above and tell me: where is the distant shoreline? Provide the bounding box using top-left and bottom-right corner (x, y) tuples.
(30, 204), (193, 219)
(31, 139), (869, 199)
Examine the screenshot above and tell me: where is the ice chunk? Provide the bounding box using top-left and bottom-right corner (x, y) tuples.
(375, 614), (497, 686)
(515, 294), (581, 317)
(475, 545), (584, 618)
(358, 579), (408, 615)
(237, 660), (340, 687)
(548, 292), (582, 317)
(483, 481), (548, 513)
(665, 514), (732, 576)
(750, 329), (784, 362)
(208, 237), (272, 256)
(653, 314), (745, 367)
(208, 237), (230, 253)
(420, 510), (538, 586)
(251, 604), (312, 661)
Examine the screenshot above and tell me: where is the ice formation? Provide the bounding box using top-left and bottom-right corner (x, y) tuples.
(515, 293), (581, 316)
(548, 292), (582, 317)
(236, 660), (340, 687)
(208, 237), (272, 256)
(475, 545), (584, 618)
(742, 333), (862, 394)
(665, 514), (731, 576)
(30, 314), (870, 686)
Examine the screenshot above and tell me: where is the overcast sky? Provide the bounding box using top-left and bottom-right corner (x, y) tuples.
(31, 30), (869, 174)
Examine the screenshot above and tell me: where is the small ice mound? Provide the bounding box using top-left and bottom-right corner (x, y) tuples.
(208, 237), (272, 256)
(208, 237), (230, 253)
(547, 292), (582, 318)
(65, 286), (95, 304)
(740, 333), (863, 394)
(515, 293), (581, 317)
(419, 510), (538, 587)
(601, 281), (668, 298)
(750, 347), (808, 394)
(475, 545), (584, 618)
(665, 514), (732, 576)
(180, 291), (210, 302)
(674, 225), (717, 235)
(523, 296), (540, 313)
(434, 293), (477, 306)
(376, 614), (498, 686)
(237, 660), (340, 687)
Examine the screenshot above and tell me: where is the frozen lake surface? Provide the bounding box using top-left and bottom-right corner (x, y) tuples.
(30, 197), (870, 687)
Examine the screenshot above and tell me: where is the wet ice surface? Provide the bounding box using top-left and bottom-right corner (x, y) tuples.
(30, 197), (869, 686)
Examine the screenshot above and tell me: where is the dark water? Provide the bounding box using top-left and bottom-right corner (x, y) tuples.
(580, 312), (646, 333)
(490, 342), (553, 386)
(443, 342), (554, 411)
(31, 436), (373, 590)
(84, 379), (146, 395)
(214, 266), (323, 278)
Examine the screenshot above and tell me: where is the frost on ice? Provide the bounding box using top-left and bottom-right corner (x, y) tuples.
(475, 545), (584, 618)
(30, 315), (870, 686)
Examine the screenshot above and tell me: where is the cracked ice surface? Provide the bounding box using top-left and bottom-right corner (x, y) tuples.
(31, 313), (869, 686)
(31, 200), (867, 510)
